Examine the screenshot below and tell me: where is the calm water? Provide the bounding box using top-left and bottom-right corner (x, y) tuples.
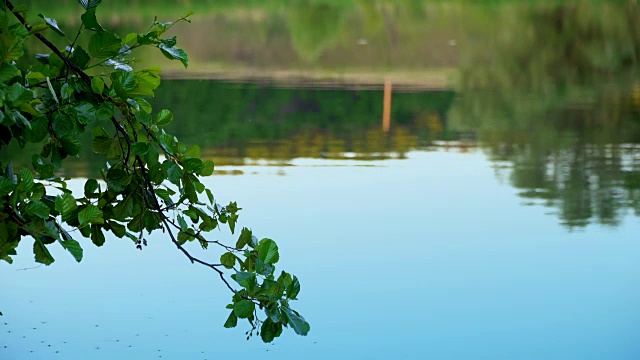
(3, 0), (640, 359)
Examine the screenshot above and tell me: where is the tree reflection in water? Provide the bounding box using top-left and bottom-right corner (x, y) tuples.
(451, 1), (640, 228)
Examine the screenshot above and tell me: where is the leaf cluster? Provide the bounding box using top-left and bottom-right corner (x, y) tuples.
(0, 0), (307, 342)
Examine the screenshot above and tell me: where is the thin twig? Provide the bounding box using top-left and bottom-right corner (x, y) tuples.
(16, 265), (42, 271)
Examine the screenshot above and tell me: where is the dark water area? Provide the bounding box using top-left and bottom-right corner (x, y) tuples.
(2, 1), (640, 359)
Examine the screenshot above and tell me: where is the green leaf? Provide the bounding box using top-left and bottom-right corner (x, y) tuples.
(131, 142), (149, 156)
(81, 8), (104, 31)
(0, 25), (25, 62)
(220, 252), (235, 269)
(0, 63), (19, 83)
(288, 276), (301, 299)
(236, 227), (252, 249)
(78, 204), (103, 225)
(34, 239), (54, 265)
(25, 70), (45, 84)
(135, 110), (152, 125)
(70, 46), (91, 69)
(183, 145), (201, 158)
(255, 258), (274, 277)
(257, 238), (279, 265)
(205, 189), (214, 204)
(90, 224), (105, 246)
(223, 311), (238, 328)
(183, 208), (198, 222)
(27, 24), (50, 36)
(109, 221), (126, 238)
(20, 168), (34, 193)
(113, 83), (127, 101)
(232, 271), (256, 290)
(182, 158), (203, 174)
(177, 231), (189, 245)
(158, 134), (175, 154)
(176, 215), (187, 232)
(134, 68), (161, 92)
(0, 177), (15, 196)
(265, 303), (281, 323)
(91, 77), (104, 94)
(60, 239), (83, 262)
(129, 79), (154, 97)
(106, 168), (127, 193)
(75, 102), (97, 124)
(25, 200), (50, 219)
(281, 306), (310, 336)
(122, 32), (137, 45)
(260, 318), (282, 343)
(199, 160), (214, 176)
(141, 211), (160, 232)
(13, 111), (31, 130)
(55, 193), (77, 219)
(78, 0), (102, 10)
(128, 98), (142, 112)
(228, 213), (237, 234)
(7, 82), (33, 104)
(60, 83), (73, 101)
(155, 109), (173, 126)
(60, 136), (81, 156)
(38, 14), (65, 37)
(166, 162), (182, 186)
(92, 136), (113, 154)
(41, 220), (61, 240)
(96, 102), (115, 122)
(114, 71), (136, 90)
(89, 31), (121, 58)
(52, 112), (77, 138)
(112, 194), (134, 221)
(233, 300), (255, 319)
(84, 179), (99, 197)
(158, 44), (189, 68)
(25, 117), (48, 143)
(30, 183), (46, 200)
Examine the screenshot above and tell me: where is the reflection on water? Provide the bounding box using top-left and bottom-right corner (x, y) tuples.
(452, 85), (640, 229)
(17, 76), (632, 229)
(152, 80), (458, 165)
(4, 1), (640, 227)
(448, 0), (640, 229)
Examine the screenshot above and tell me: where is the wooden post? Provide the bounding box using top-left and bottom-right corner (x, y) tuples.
(382, 80), (392, 132)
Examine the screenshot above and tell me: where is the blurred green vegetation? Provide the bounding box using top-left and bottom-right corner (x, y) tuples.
(8, 0), (640, 229)
(147, 81), (456, 165)
(0, 81), (456, 174)
(449, 0), (640, 228)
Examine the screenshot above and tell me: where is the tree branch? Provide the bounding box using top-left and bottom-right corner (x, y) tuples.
(6, 1), (92, 85)
(7, 0), (239, 295)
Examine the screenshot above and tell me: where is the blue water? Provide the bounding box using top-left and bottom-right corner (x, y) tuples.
(2, 150), (640, 359)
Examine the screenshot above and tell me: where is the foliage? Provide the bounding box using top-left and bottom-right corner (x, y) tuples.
(0, 0), (308, 341)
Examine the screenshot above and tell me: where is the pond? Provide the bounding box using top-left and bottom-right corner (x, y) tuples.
(2, 1), (640, 359)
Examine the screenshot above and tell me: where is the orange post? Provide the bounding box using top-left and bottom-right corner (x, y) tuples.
(382, 80), (392, 132)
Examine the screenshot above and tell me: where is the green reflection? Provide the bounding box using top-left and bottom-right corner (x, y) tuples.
(450, 1), (640, 228)
(153, 81), (456, 164)
(6, 0), (640, 231)
(288, 2), (346, 62)
(0, 81), (456, 173)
